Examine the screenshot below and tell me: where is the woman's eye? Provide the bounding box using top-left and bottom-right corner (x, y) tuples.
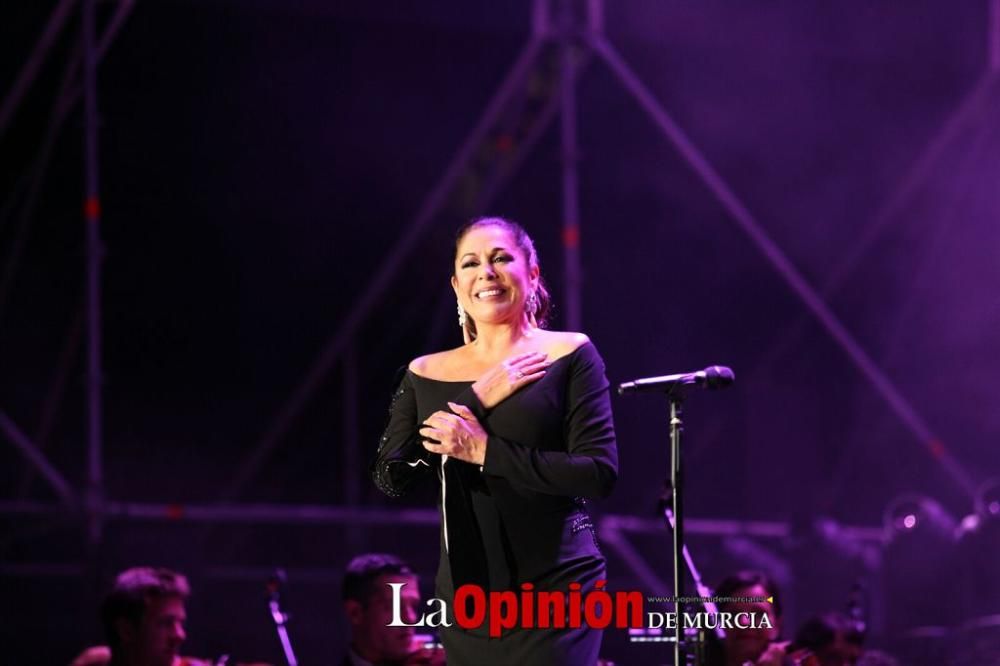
(493, 255), (512, 263)
(462, 261), (478, 269)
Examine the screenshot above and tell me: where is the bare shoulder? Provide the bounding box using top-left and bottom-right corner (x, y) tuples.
(408, 346), (469, 379)
(537, 330), (591, 358)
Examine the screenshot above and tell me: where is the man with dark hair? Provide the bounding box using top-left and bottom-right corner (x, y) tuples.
(705, 570), (786, 666)
(793, 611), (864, 666)
(341, 553), (443, 666)
(71, 567), (209, 666)
(102, 567), (198, 666)
(72, 566), (271, 666)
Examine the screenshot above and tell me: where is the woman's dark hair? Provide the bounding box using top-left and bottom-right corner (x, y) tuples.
(454, 216), (552, 339)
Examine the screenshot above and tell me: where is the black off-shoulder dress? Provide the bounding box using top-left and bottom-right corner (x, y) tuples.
(372, 341), (618, 666)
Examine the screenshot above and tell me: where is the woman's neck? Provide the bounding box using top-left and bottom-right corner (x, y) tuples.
(470, 319), (536, 359)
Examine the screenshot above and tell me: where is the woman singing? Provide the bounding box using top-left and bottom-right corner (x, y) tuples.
(372, 217), (618, 665)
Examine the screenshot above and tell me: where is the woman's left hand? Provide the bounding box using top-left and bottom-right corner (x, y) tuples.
(420, 402), (488, 466)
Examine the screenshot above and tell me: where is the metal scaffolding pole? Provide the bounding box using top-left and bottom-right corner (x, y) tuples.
(82, 0), (105, 544)
(0, 0), (135, 523)
(0, 0), (136, 530)
(992, 0), (1000, 71)
(559, 0), (584, 331)
(342, 345), (361, 508)
(0, 0), (135, 324)
(342, 343), (363, 553)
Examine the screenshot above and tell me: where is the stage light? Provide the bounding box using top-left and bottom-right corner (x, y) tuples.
(975, 477), (1000, 519)
(954, 478), (1000, 625)
(882, 494), (961, 635)
(882, 494), (957, 540)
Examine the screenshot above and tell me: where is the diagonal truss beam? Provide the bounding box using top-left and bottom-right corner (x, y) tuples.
(588, 33), (977, 498)
(0, 411), (76, 508)
(0, 0), (78, 141)
(822, 72), (998, 295)
(470, 57), (579, 214)
(219, 34), (549, 503)
(681, 76), (1000, 471)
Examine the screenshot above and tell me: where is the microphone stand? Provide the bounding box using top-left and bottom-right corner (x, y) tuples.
(619, 365), (734, 665)
(267, 569), (299, 666)
(662, 388), (721, 665)
(666, 389), (687, 666)
(662, 505), (726, 660)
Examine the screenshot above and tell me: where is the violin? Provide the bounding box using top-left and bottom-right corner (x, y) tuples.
(68, 649), (272, 666)
(739, 640), (819, 666)
(178, 657), (273, 666)
(403, 633), (447, 666)
(783, 645), (821, 666)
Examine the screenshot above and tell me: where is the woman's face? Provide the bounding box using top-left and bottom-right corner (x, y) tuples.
(452, 224), (539, 329)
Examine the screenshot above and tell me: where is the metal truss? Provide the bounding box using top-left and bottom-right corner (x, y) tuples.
(3, 0), (995, 582)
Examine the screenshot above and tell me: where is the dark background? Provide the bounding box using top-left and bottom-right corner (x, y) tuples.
(2, 1), (999, 664)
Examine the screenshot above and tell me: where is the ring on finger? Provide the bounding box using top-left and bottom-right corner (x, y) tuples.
(516, 370), (525, 379)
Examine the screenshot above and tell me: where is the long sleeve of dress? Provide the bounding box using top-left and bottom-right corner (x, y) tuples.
(481, 342), (618, 499)
(371, 370), (436, 498)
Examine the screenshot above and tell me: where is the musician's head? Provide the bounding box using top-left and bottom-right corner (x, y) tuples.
(101, 567), (190, 666)
(714, 570), (783, 662)
(342, 553), (420, 663)
(794, 611), (865, 666)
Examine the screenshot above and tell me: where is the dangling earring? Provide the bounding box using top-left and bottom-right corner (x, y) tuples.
(457, 302), (467, 328)
(527, 291), (538, 315)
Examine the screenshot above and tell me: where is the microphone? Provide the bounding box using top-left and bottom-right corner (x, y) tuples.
(618, 365), (735, 395)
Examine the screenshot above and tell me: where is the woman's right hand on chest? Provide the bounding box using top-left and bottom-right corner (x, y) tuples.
(471, 351), (551, 409)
